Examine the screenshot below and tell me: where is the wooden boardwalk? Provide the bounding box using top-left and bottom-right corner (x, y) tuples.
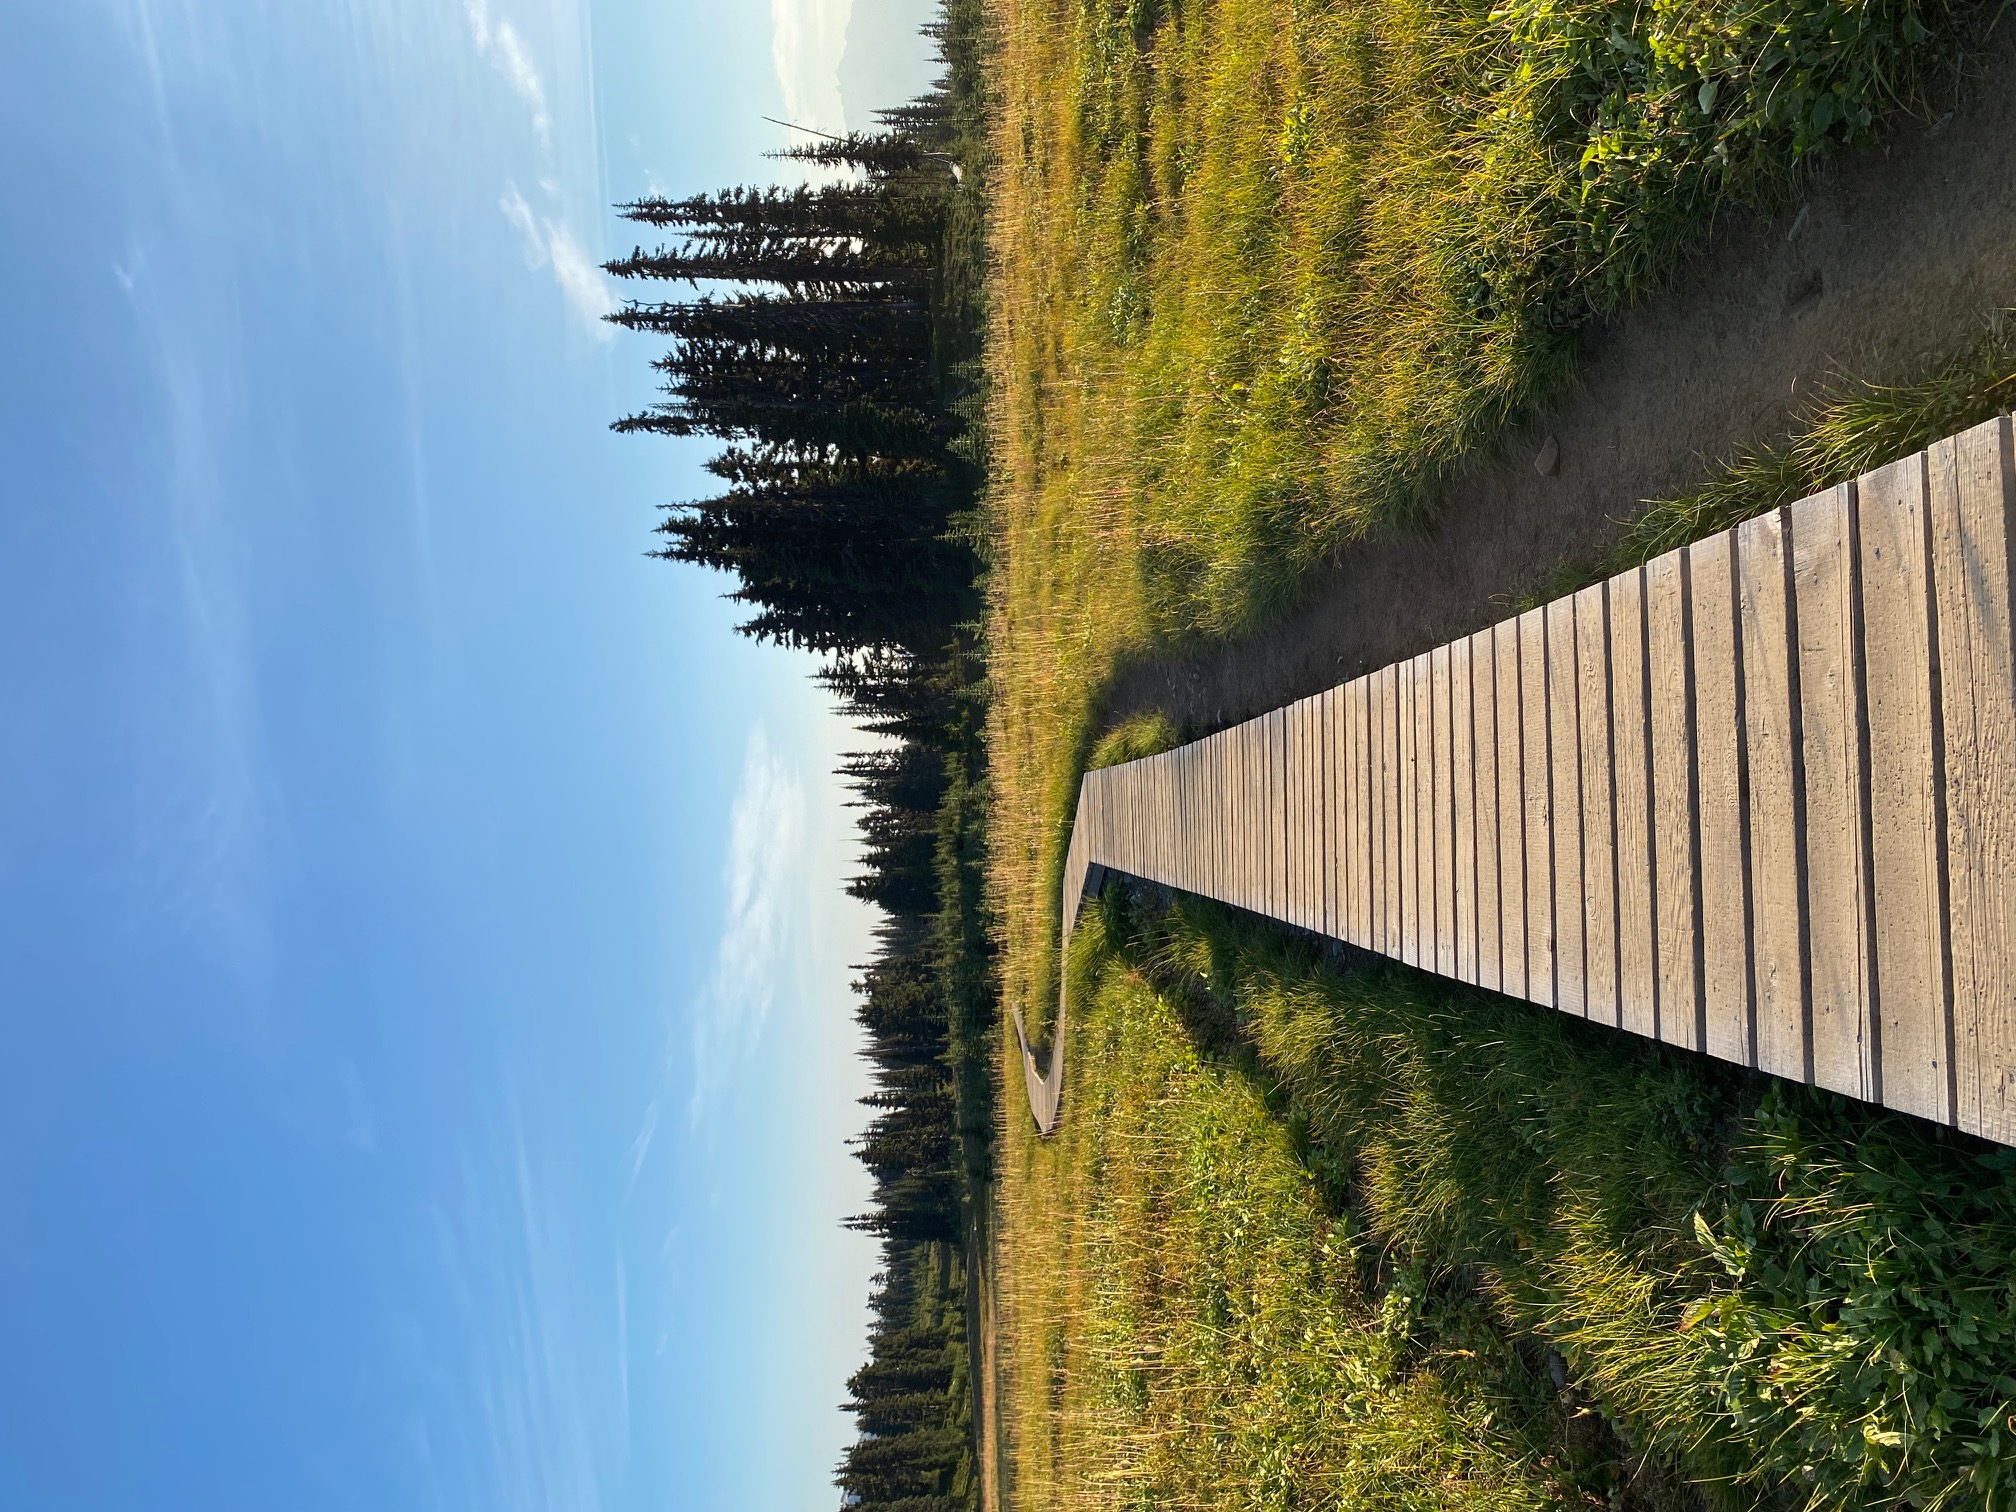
(1018, 415), (2016, 1146)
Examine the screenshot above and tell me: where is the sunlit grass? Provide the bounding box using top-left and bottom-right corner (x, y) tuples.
(994, 907), (1599, 1512)
(1000, 891), (2016, 1509)
(981, 0), (1973, 1069)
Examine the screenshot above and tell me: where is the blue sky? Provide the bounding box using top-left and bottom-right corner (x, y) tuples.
(0, 2), (941, 1508)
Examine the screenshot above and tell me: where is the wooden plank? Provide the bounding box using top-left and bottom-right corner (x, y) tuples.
(1690, 532), (1754, 1067)
(1211, 730), (1225, 902)
(1261, 712), (1276, 915)
(1421, 653), (1441, 971)
(1327, 686), (1345, 941)
(1351, 676), (1372, 948)
(1577, 583), (1620, 1027)
(1611, 567), (1658, 1041)
(1371, 668), (1388, 953)
(1333, 686), (1350, 942)
(1861, 451), (1953, 1124)
(1314, 691), (1331, 936)
(1474, 629), (1503, 993)
(1269, 708), (1289, 921)
(1281, 702), (1301, 925)
(1266, 711), (1280, 916)
(1433, 644), (1458, 978)
(1311, 695), (1325, 933)
(1497, 618), (1529, 999)
(1416, 652), (1435, 969)
(1395, 661), (1414, 963)
(1235, 721), (1251, 908)
(1297, 698), (1314, 929)
(1930, 418), (2016, 1144)
(1217, 729), (1232, 905)
(1385, 663), (1402, 955)
(1739, 508), (1808, 1084)
(1521, 608), (1555, 1006)
(1548, 594), (1587, 1017)
(1452, 637), (1478, 984)
(1790, 483), (1874, 1100)
(1645, 548), (1702, 1052)
(1193, 733), (1209, 899)
(1180, 739), (1193, 894)
(1313, 694), (1328, 932)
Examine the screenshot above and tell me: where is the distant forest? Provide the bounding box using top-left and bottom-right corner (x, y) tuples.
(604, 4), (991, 1508)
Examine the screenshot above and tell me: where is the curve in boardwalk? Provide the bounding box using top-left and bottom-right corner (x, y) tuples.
(1023, 414), (2016, 1147)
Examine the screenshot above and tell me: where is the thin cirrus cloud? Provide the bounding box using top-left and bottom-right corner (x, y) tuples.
(463, 0), (551, 146)
(499, 184), (614, 336)
(687, 727), (808, 1129)
(770, 0), (853, 133)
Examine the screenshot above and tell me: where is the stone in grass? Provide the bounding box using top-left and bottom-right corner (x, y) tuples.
(1534, 435), (1561, 478)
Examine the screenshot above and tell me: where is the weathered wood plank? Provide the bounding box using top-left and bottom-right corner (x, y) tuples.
(1387, 662), (1404, 955)
(1269, 708), (1289, 921)
(1302, 697), (1319, 931)
(1691, 532), (1754, 1066)
(1790, 483), (1874, 1100)
(1452, 637), (1478, 984)
(1362, 677), (1378, 947)
(1498, 618), (1530, 999)
(1433, 645), (1457, 977)
(1241, 720), (1257, 910)
(1372, 667), (1391, 953)
(1739, 508), (1809, 1084)
(1579, 586), (1621, 1024)
(1322, 691), (1336, 935)
(1547, 598), (1586, 1015)
(1269, 711), (1281, 914)
(1396, 659), (1416, 965)
(1282, 701), (1302, 925)
(1930, 417), (2016, 1142)
(1420, 652), (1437, 969)
(1612, 567), (1658, 1040)
(1862, 451), (1954, 1124)
(1521, 608), (1556, 1006)
(1308, 699), (1318, 929)
(1473, 630), (1503, 992)
(1645, 548), (1702, 1052)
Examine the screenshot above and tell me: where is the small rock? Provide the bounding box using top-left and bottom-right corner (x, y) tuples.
(1534, 435), (1561, 478)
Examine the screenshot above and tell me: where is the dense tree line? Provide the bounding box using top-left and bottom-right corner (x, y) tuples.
(605, 24), (984, 1509)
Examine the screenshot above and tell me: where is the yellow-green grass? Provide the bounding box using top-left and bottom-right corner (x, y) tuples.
(982, 0), (1968, 1062)
(1007, 891), (2016, 1510)
(981, 1), (1998, 1503)
(994, 906), (1622, 1512)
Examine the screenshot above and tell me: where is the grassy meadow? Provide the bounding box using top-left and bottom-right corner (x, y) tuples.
(981, 0), (1975, 1051)
(976, 0), (2016, 1505)
(999, 895), (2016, 1509)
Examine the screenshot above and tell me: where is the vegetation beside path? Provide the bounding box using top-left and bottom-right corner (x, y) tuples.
(983, 0), (1996, 1044)
(1007, 892), (2016, 1509)
(984, 0), (2016, 1504)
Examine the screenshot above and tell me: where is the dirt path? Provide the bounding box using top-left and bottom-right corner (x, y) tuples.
(1109, 33), (2016, 735)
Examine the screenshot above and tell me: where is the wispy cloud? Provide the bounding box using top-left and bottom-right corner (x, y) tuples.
(621, 1099), (660, 1207)
(687, 728), (807, 1127)
(425, 1090), (609, 1512)
(499, 184), (613, 336)
(463, 0), (551, 147)
(770, 0), (854, 134)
